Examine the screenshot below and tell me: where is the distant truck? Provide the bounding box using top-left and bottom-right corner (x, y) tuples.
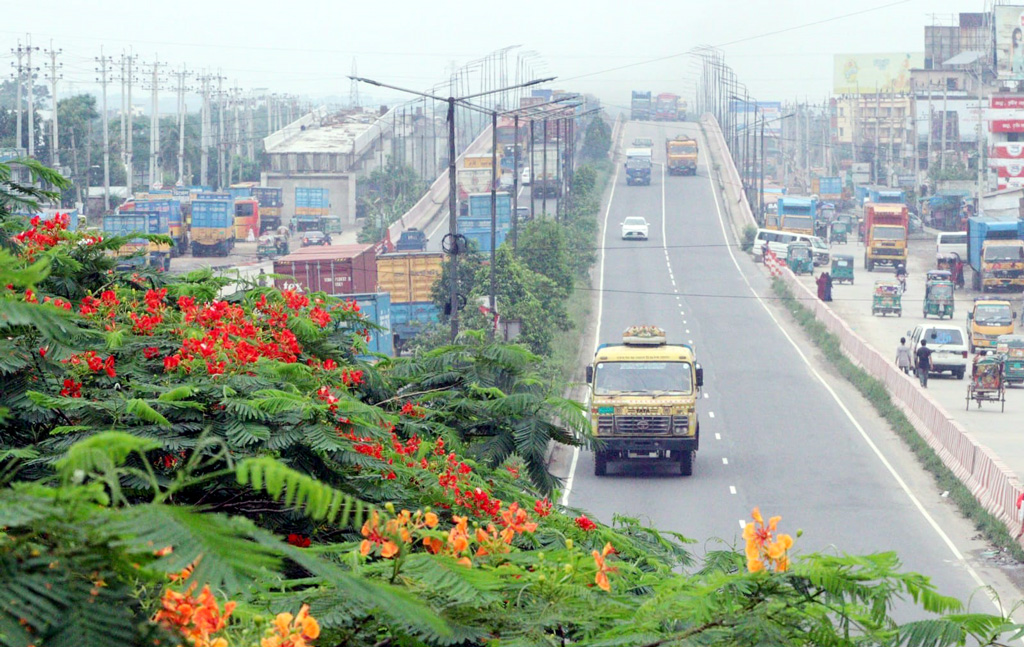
(631, 91), (652, 121)
(456, 167), (493, 213)
(233, 198), (260, 241)
(190, 199), (235, 257)
(395, 228), (428, 252)
(777, 196), (819, 236)
(676, 98), (688, 121)
(530, 145), (561, 198)
(252, 187), (283, 233)
(103, 210), (172, 271)
(376, 251), (444, 352)
(665, 135), (698, 176)
(966, 216), (1024, 291)
(862, 203), (908, 271)
(585, 325), (704, 476)
(624, 147), (652, 186)
(654, 93), (680, 121)
(869, 187), (906, 205)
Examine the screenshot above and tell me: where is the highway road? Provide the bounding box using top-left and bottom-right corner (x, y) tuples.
(561, 119), (1014, 615)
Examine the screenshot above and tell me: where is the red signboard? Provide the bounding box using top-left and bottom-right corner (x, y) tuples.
(997, 163), (1024, 178)
(991, 96), (1024, 109)
(990, 120), (1024, 132)
(991, 143), (1024, 158)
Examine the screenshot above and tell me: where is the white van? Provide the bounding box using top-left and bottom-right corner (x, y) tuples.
(753, 229), (830, 266)
(936, 232), (967, 259)
(908, 323), (969, 379)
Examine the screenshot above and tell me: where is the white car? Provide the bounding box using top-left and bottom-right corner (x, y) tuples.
(521, 167), (531, 185)
(621, 216), (650, 240)
(908, 324), (969, 380)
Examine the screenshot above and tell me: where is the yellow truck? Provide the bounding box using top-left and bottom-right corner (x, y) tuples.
(585, 326), (703, 476)
(666, 135), (698, 176)
(863, 203), (908, 271)
(967, 299), (1016, 353)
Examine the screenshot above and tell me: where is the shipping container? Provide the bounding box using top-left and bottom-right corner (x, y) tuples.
(391, 301), (440, 350)
(252, 187), (284, 207)
(337, 292), (393, 357)
(295, 187), (330, 210)
(273, 244), (377, 295)
(376, 252), (444, 303)
(462, 225), (509, 252)
(467, 192), (512, 221)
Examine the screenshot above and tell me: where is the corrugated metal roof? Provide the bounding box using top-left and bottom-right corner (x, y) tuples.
(943, 51), (984, 66)
(278, 244), (374, 262)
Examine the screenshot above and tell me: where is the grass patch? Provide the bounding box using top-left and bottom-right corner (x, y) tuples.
(542, 280), (592, 385)
(741, 225), (757, 252)
(771, 278), (1024, 562)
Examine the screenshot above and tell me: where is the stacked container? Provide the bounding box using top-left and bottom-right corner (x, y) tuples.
(459, 193), (512, 252)
(273, 244), (377, 296)
(376, 252), (444, 349)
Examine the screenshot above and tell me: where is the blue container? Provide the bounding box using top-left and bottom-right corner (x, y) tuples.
(191, 200), (233, 228)
(855, 185), (869, 204)
(391, 301), (440, 344)
(136, 199), (182, 227)
(818, 177), (843, 195)
(295, 187), (330, 209)
(228, 187), (253, 201)
(341, 292), (393, 357)
(462, 226), (509, 252)
(467, 193), (512, 220)
(196, 192), (231, 201)
(104, 210), (163, 243)
(531, 89), (553, 101)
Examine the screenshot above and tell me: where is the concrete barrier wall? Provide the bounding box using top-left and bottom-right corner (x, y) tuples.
(701, 114), (1024, 539)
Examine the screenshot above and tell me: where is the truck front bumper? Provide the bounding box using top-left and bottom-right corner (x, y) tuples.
(596, 435), (698, 454)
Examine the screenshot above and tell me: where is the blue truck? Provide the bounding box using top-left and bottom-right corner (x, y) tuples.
(467, 192), (512, 223)
(624, 147), (653, 186)
(134, 199), (184, 256)
(391, 301), (440, 353)
(103, 210), (171, 270)
(966, 216), (1024, 291)
(868, 187), (906, 205)
(338, 292), (393, 358)
(190, 199), (235, 257)
(776, 196), (819, 236)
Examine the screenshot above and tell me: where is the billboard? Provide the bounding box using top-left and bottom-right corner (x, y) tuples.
(833, 53), (922, 94)
(996, 6), (1024, 79)
(730, 100), (783, 136)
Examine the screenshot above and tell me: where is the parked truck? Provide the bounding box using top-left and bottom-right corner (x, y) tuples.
(654, 93), (680, 121)
(530, 145), (562, 198)
(862, 203), (908, 271)
(294, 187), (329, 232)
(966, 216), (1024, 291)
(233, 198), (260, 241)
(666, 135), (698, 175)
(190, 199), (235, 257)
(132, 199), (184, 257)
(252, 187), (283, 233)
(630, 91), (652, 121)
(376, 251), (444, 352)
(456, 167), (493, 212)
(585, 325), (703, 476)
(625, 147), (652, 186)
(103, 210), (172, 271)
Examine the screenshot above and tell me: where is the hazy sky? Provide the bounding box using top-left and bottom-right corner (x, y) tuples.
(3, 0), (987, 109)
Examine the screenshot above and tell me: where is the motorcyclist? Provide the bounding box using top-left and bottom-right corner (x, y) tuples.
(895, 263), (908, 294)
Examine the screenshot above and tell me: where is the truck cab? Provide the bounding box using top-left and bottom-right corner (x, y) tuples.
(967, 216), (1024, 291)
(395, 228), (428, 252)
(585, 326), (703, 476)
(624, 147), (652, 186)
(967, 299), (1016, 353)
(863, 203), (908, 271)
(666, 136), (698, 176)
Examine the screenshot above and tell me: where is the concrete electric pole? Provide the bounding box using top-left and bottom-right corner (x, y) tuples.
(96, 48), (112, 211)
(44, 42), (61, 168)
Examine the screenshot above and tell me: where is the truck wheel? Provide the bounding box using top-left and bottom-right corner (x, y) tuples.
(594, 451), (608, 476)
(679, 450), (693, 476)
(956, 368), (965, 380)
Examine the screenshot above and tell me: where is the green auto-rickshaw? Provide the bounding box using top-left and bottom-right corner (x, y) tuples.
(997, 335), (1024, 385)
(831, 254), (854, 285)
(872, 280), (902, 317)
(923, 280), (955, 319)
(786, 242), (814, 275)
(830, 216), (850, 244)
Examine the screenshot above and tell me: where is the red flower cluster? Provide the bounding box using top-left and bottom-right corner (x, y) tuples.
(63, 351), (116, 378)
(341, 369), (364, 387)
(143, 347), (161, 359)
(534, 498), (553, 518)
(282, 290), (310, 310)
(575, 515), (598, 531)
(309, 307), (331, 328)
(42, 296), (72, 311)
(144, 288), (167, 313)
(60, 378), (82, 398)
(286, 534), (311, 548)
(13, 213), (70, 258)
(400, 401), (425, 418)
(130, 312), (164, 335)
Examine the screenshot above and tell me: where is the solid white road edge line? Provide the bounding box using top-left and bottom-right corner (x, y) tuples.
(560, 129), (625, 508)
(701, 131), (1001, 613)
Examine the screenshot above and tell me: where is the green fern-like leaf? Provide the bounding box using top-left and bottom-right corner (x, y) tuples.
(126, 399), (172, 428)
(236, 457), (369, 527)
(55, 431), (160, 480)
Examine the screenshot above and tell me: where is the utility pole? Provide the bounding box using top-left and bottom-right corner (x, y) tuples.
(233, 86), (243, 158)
(147, 57), (164, 187)
(940, 80), (948, 172)
(26, 35), (37, 158)
(44, 42), (61, 168)
(489, 110), (497, 339)
(512, 113), (520, 249)
(199, 73), (210, 187)
(175, 65), (188, 184)
(124, 50), (136, 195)
(96, 48), (112, 211)
(12, 40), (25, 155)
(976, 59), (985, 201)
(246, 92), (256, 161)
(218, 75), (226, 188)
(542, 117), (548, 216)
(874, 90), (881, 183)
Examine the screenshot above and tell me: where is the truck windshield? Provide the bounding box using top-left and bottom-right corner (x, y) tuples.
(975, 305), (1012, 325)
(782, 215), (812, 230)
(873, 227), (905, 240)
(668, 143), (696, 154)
(626, 158), (651, 169)
(594, 361), (692, 395)
(984, 245), (1024, 261)
(235, 203), (254, 217)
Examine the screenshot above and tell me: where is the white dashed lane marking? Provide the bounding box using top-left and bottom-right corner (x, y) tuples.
(729, 486), (737, 494)
(714, 433), (721, 440)
(709, 411), (715, 418)
(722, 457), (729, 465)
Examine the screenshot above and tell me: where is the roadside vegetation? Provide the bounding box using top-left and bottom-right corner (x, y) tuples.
(357, 161), (427, 244)
(771, 278), (1024, 562)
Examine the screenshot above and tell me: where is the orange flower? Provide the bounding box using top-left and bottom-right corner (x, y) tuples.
(155, 581), (236, 647)
(360, 510), (400, 559)
(742, 507), (793, 573)
(498, 502), (538, 543)
(261, 604), (320, 647)
(592, 542), (617, 592)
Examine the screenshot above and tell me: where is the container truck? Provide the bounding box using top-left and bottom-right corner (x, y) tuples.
(103, 210), (172, 270)
(862, 203), (908, 271)
(654, 93), (680, 121)
(630, 91), (652, 121)
(294, 187), (330, 232)
(625, 148), (652, 186)
(777, 196), (819, 236)
(273, 244), (377, 295)
(456, 168), (493, 209)
(253, 187), (283, 233)
(375, 251), (443, 352)
(530, 145), (562, 198)
(665, 135), (698, 176)
(466, 192), (512, 223)
(233, 198), (260, 241)
(676, 98), (688, 121)
(190, 199), (235, 257)
(868, 187), (905, 205)
(966, 216), (1024, 291)
(335, 292), (393, 358)
(131, 199), (184, 257)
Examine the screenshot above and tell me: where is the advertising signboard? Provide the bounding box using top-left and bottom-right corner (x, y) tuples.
(730, 100), (783, 136)
(833, 53), (922, 94)
(996, 6), (1024, 79)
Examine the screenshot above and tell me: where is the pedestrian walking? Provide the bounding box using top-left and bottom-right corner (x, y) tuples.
(915, 339), (933, 387)
(816, 272), (828, 301)
(824, 272), (833, 302)
(896, 337), (912, 374)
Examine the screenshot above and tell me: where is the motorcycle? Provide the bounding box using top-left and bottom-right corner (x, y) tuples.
(895, 264), (908, 295)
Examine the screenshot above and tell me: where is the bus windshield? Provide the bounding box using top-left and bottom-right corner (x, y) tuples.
(594, 361), (692, 395)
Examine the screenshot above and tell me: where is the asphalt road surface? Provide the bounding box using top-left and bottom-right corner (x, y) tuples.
(561, 119), (1012, 618)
